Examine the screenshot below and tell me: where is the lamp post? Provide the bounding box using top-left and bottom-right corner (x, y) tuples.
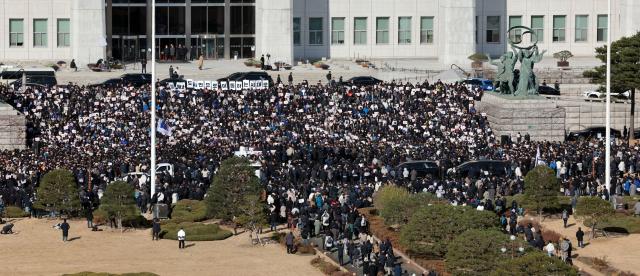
(501, 235), (525, 259)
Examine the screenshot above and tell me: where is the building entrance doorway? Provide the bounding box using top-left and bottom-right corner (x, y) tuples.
(192, 35), (224, 60)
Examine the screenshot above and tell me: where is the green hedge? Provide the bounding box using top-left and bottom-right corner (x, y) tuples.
(159, 222), (232, 241)
(4, 206), (30, 218)
(585, 213), (640, 234)
(169, 199), (207, 224)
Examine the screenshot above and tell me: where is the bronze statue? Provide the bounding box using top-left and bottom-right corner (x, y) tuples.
(487, 52), (517, 94)
(503, 25), (546, 96)
(515, 45), (546, 95)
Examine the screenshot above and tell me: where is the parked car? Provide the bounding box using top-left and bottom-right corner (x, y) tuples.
(217, 71), (274, 86)
(346, 76), (383, 86)
(455, 160), (510, 178)
(158, 77), (185, 87)
(10, 75), (57, 89)
(396, 160), (440, 178)
(583, 90), (630, 100)
(88, 78), (124, 87)
(121, 73), (152, 87)
(463, 78), (494, 91)
(538, 85), (560, 95)
(566, 127), (621, 141)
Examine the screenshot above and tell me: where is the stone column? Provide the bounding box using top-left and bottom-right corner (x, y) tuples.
(224, 0), (231, 59)
(439, 0), (476, 67)
(72, 0), (106, 67)
(255, 0), (293, 65)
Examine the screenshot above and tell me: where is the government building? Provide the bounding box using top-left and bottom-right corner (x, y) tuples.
(0, 0), (639, 67)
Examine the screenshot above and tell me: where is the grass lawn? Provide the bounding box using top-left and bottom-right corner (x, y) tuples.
(159, 222), (233, 241)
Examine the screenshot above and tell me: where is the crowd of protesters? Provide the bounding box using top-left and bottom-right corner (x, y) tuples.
(1, 74), (639, 273)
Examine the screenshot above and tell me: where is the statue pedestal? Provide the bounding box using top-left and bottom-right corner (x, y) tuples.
(0, 102), (26, 150)
(476, 92), (566, 141)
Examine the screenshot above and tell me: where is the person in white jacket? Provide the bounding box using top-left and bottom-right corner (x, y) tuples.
(545, 241), (555, 257)
(177, 227), (186, 249)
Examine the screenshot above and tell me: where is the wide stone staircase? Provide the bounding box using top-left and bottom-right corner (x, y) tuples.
(0, 102), (26, 150)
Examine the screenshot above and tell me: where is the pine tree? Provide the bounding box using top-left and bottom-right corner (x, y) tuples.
(35, 169), (81, 217)
(99, 180), (138, 230)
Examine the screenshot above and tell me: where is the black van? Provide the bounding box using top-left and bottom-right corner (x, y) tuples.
(455, 160), (510, 178)
(396, 160), (440, 178)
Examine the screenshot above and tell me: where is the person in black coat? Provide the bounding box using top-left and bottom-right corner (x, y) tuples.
(576, 227), (585, 248)
(285, 231), (294, 254)
(152, 219), (161, 240)
(60, 219), (70, 242)
(70, 59), (77, 72)
(85, 208), (93, 228)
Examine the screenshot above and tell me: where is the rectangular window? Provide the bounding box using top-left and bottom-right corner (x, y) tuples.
(376, 17), (389, 44)
(9, 19), (24, 47)
(57, 19), (70, 47)
(531, 16), (544, 42)
(309, 17), (323, 45)
(553, 15), (566, 42)
(420, 17), (434, 44)
(293, 17), (301, 45)
(332, 17), (345, 45)
(354, 17), (367, 45)
(575, 15), (588, 42)
(508, 16), (522, 42)
(33, 19), (48, 47)
(486, 16), (500, 43)
(597, 15), (608, 42)
(398, 17), (411, 44)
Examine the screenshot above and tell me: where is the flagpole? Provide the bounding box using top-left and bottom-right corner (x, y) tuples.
(150, 3), (157, 198)
(605, 0), (612, 194)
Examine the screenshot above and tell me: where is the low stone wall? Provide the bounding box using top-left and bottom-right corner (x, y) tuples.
(0, 103), (26, 150)
(477, 93), (566, 141)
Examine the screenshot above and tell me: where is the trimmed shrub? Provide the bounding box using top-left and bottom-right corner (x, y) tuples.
(541, 229), (562, 244)
(446, 229), (511, 275)
(159, 222), (232, 241)
(374, 186), (442, 227)
(5, 206), (29, 218)
(399, 205), (499, 258)
(490, 251), (578, 276)
(170, 199), (207, 223)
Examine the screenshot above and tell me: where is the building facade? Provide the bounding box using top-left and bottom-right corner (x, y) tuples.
(1, 0), (640, 68)
(0, 0), (106, 67)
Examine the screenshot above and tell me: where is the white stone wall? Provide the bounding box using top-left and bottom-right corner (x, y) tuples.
(292, 0), (330, 61)
(256, 0), (294, 65)
(477, 0), (640, 58)
(0, 0), (104, 66)
(71, 0), (106, 67)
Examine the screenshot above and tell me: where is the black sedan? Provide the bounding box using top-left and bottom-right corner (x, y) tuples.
(158, 77), (185, 86)
(566, 127), (621, 141)
(121, 73), (151, 87)
(538, 85), (560, 95)
(346, 76), (383, 86)
(396, 160), (440, 178)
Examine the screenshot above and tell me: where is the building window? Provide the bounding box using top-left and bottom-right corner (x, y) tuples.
(420, 17), (434, 44)
(293, 17), (301, 45)
(376, 17), (389, 44)
(33, 19), (48, 47)
(309, 17), (323, 45)
(508, 16), (522, 42)
(575, 15), (588, 42)
(332, 18), (345, 45)
(553, 15), (566, 42)
(354, 17), (367, 45)
(57, 19), (70, 47)
(398, 17), (411, 44)
(9, 19), (24, 47)
(230, 6), (255, 35)
(597, 15), (608, 42)
(486, 16), (500, 43)
(531, 16), (544, 42)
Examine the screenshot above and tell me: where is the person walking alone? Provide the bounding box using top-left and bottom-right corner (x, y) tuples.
(177, 227), (186, 249)
(562, 209), (569, 228)
(141, 57), (147, 74)
(576, 227), (585, 248)
(197, 55), (204, 70)
(285, 231), (295, 254)
(152, 218), (161, 241)
(60, 219), (70, 242)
